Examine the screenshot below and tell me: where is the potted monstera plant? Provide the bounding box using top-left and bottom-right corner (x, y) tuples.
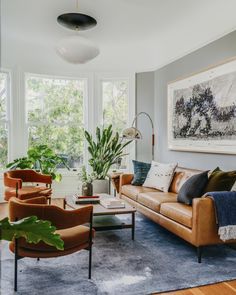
(84, 125), (132, 194)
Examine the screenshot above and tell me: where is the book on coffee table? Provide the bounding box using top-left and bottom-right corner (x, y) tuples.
(100, 197), (125, 209)
(72, 195), (100, 204)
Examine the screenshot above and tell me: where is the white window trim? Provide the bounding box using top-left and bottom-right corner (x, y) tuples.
(95, 72), (136, 170)
(24, 72), (91, 171)
(0, 68), (12, 172)
(1, 69), (136, 175)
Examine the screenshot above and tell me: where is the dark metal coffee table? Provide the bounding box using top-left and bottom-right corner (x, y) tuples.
(64, 194), (136, 240)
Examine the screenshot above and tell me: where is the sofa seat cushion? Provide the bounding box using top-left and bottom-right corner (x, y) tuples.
(121, 185), (157, 201)
(137, 192), (177, 212)
(160, 202), (193, 228)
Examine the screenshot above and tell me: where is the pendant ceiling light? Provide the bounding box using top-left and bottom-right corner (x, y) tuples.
(56, 35), (100, 64)
(56, 0), (99, 64)
(57, 0), (97, 31)
(57, 13), (97, 31)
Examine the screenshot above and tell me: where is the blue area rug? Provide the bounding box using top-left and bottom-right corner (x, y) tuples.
(1, 213), (236, 295)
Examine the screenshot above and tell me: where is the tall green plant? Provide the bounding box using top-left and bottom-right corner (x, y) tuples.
(0, 216), (64, 250)
(6, 145), (69, 181)
(84, 125), (132, 179)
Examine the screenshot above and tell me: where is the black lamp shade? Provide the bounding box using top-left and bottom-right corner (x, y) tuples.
(57, 13), (97, 31)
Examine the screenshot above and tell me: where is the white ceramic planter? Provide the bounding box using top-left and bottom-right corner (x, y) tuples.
(92, 179), (109, 194)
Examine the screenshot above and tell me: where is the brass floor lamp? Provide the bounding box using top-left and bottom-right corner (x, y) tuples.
(122, 112), (155, 160)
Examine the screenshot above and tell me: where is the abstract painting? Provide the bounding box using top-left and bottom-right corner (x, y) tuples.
(168, 58), (236, 154)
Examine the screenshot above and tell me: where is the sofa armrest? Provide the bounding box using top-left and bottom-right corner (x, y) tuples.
(192, 197), (219, 246)
(120, 174), (134, 186)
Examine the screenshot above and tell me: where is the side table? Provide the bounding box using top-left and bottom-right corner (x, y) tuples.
(107, 172), (123, 196)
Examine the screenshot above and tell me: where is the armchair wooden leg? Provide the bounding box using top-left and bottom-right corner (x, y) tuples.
(88, 211), (93, 279)
(197, 246), (202, 263)
(14, 239), (18, 292)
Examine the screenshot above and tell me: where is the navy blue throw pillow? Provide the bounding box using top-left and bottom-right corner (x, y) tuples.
(177, 171), (209, 205)
(131, 160), (151, 186)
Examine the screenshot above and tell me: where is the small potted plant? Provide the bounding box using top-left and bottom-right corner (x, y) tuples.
(79, 166), (97, 196)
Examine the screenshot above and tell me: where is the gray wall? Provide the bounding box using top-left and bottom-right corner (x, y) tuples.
(136, 72), (154, 163)
(154, 30), (236, 170)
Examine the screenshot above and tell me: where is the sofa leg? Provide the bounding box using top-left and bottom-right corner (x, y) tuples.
(14, 239), (18, 292)
(88, 245), (92, 279)
(197, 246), (202, 263)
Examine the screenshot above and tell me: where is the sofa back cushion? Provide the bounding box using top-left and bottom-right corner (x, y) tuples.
(169, 167), (203, 194)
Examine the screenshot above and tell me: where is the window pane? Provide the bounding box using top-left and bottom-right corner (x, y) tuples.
(27, 77), (84, 125)
(102, 79), (129, 169)
(102, 80), (128, 133)
(0, 123), (8, 168)
(0, 73), (7, 121)
(26, 75), (86, 168)
(29, 125), (84, 168)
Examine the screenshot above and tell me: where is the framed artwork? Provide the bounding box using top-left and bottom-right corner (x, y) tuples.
(168, 57), (236, 154)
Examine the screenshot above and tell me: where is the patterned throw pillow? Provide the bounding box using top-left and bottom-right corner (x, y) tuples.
(143, 161), (177, 192)
(131, 160), (151, 186)
(177, 171), (209, 205)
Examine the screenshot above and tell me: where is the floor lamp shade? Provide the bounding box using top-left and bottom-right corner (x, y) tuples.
(122, 112), (155, 160)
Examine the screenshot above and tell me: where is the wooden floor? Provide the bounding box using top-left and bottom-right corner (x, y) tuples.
(156, 280), (236, 294)
(1, 199), (236, 295)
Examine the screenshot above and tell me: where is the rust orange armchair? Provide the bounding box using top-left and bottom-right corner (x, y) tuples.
(8, 197), (94, 292)
(4, 169), (52, 202)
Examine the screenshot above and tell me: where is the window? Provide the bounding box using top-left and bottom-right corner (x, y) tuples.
(25, 74), (87, 169)
(0, 72), (10, 169)
(102, 79), (129, 134)
(101, 78), (131, 169)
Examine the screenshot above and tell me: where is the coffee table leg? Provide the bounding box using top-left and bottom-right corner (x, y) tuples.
(132, 212), (135, 240)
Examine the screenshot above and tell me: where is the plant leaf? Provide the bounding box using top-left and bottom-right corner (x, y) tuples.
(0, 216), (64, 250)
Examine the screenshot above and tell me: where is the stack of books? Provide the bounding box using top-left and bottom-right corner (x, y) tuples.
(100, 197), (125, 209)
(73, 195), (100, 205)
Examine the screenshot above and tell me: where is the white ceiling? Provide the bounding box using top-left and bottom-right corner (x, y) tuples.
(2, 0), (236, 72)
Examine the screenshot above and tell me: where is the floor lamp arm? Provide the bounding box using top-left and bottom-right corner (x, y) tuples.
(132, 112), (155, 160)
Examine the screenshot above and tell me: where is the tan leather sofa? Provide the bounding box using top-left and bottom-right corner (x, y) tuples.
(119, 167), (236, 262)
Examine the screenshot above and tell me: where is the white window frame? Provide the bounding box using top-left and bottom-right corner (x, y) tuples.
(0, 69), (12, 171)
(24, 72), (90, 171)
(95, 73), (136, 170)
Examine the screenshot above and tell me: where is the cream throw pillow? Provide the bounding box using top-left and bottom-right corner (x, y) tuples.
(143, 161), (177, 192)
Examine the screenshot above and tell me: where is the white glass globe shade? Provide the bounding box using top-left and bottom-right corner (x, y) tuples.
(56, 35), (100, 64)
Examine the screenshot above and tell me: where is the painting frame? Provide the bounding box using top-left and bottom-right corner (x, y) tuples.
(168, 57), (236, 154)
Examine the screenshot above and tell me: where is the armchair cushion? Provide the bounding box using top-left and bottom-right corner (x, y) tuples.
(4, 186), (52, 201)
(18, 225), (95, 252)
